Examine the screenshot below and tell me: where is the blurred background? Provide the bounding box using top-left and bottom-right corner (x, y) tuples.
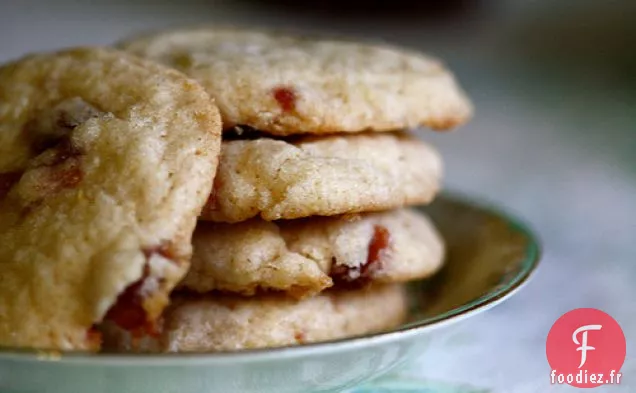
(1, 0), (634, 391)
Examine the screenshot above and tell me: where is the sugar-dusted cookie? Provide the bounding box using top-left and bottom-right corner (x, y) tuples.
(182, 209), (444, 297)
(202, 132), (442, 222)
(0, 48), (222, 350)
(118, 27), (473, 135)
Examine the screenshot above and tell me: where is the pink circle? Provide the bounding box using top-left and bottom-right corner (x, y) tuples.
(546, 308), (626, 388)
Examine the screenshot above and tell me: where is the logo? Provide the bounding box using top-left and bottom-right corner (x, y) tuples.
(546, 308), (626, 388)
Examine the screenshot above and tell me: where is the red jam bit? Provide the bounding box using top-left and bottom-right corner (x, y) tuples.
(0, 171), (23, 199)
(86, 326), (103, 347)
(16, 160), (82, 216)
(28, 137), (84, 194)
(52, 162), (83, 189)
(104, 277), (161, 339)
(104, 276), (148, 331)
(294, 331), (306, 343)
(105, 244), (177, 333)
(365, 225), (390, 273)
(330, 225), (391, 285)
(272, 86), (297, 112)
(131, 319), (162, 339)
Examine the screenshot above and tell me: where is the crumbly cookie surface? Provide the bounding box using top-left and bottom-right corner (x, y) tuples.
(118, 27), (473, 135)
(202, 132), (442, 222)
(182, 209), (444, 297)
(0, 48), (222, 350)
(101, 284), (407, 352)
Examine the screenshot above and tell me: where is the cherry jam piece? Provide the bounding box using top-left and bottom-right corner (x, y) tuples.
(272, 86), (297, 112)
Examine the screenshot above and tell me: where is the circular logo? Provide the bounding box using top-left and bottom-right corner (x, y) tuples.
(546, 308), (626, 388)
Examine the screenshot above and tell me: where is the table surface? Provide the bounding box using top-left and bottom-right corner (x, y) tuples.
(2, 1), (634, 392)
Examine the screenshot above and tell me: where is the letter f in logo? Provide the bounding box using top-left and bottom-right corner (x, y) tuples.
(573, 324), (602, 368)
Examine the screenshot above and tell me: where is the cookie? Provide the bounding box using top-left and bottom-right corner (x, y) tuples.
(0, 48), (222, 350)
(117, 27), (473, 136)
(182, 209), (444, 298)
(202, 132), (442, 222)
(101, 284), (407, 352)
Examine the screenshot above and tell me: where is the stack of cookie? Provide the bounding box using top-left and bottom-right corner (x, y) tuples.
(101, 28), (473, 352)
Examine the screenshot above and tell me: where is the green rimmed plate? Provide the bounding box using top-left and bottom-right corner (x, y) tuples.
(0, 192), (540, 393)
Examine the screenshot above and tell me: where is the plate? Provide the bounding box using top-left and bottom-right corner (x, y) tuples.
(0, 193), (540, 393)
